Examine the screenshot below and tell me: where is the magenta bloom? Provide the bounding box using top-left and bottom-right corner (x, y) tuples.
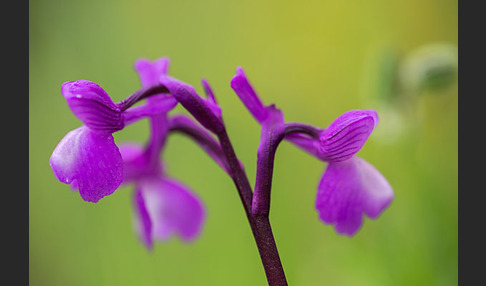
(316, 156), (393, 235)
(120, 143), (205, 249)
(231, 67), (393, 236)
(292, 110), (393, 235)
(121, 58), (206, 249)
(49, 80), (175, 203)
(49, 81), (126, 203)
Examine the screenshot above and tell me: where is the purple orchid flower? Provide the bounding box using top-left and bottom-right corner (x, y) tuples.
(118, 57), (206, 249)
(120, 143), (205, 249)
(231, 67), (393, 236)
(49, 80), (175, 203)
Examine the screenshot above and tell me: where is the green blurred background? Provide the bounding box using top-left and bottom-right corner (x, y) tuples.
(29, 0), (458, 285)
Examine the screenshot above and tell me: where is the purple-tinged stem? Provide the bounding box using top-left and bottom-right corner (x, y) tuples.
(117, 84), (169, 111)
(157, 76), (287, 284)
(252, 216), (287, 286)
(216, 129), (254, 212)
(216, 128), (288, 286)
(284, 122), (321, 138)
(252, 109), (285, 216)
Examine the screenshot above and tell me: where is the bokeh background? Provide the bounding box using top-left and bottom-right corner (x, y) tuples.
(29, 0), (458, 285)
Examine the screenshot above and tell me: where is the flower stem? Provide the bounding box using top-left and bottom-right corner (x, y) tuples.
(117, 84), (169, 111)
(252, 107), (285, 216)
(217, 128), (288, 286)
(284, 122), (321, 138)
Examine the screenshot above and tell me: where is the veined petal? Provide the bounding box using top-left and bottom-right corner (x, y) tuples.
(49, 126), (123, 203)
(159, 75), (223, 134)
(230, 67), (269, 123)
(318, 110), (378, 162)
(315, 156), (393, 236)
(134, 57), (170, 87)
(137, 178), (206, 243)
(62, 80), (124, 133)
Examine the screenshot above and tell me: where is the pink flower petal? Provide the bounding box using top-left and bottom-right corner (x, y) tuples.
(230, 67), (269, 123)
(316, 156), (393, 236)
(135, 178), (206, 244)
(49, 126), (123, 203)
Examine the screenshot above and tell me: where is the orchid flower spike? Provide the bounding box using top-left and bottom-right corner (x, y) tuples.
(230, 67), (393, 236)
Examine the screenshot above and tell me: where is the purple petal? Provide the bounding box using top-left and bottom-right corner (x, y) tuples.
(134, 57), (170, 87)
(119, 143), (148, 183)
(230, 67), (268, 123)
(138, 178), (206, 243)
(133, 58), (175, 170)
(315, 156), (393, 236)
(284, 110), (378, 162)
(119, 143), (163, 183)
(133, 188), (153, 250)
(145, 113), (170, 167)
(319, 110), (378, 162)
(159, 75), (223, 134)
(49, 126), (123, 203)
(62, 80), (124, 133)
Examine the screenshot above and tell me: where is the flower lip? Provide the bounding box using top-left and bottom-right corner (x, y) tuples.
(49, 126), (123, 203)
(62, 80), (124, 133)
(132, 177), (206, 248)
(315, 156), (393, 236)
